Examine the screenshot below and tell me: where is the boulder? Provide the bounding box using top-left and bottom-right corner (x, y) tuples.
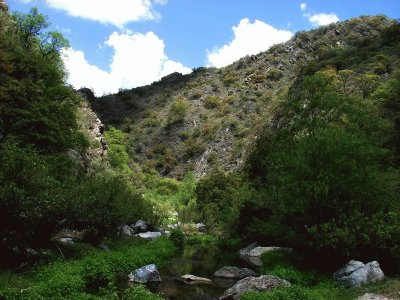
(248, 246), (293, 257)
(181, 274), (212, 284)
(219, 275), (290, 300)
(135, 231), (161, 240)
(214, 266), (256, 279)
(59, 237), (74, 244)
(333, 260), (384, 288)
(128, 264), (161, 283)
(195, 223), (206, 232)
(120, 225), (134, 236)
(239, 242), (258, 256)
(132, 220), (148, 233)
(358, 294), (392, 300)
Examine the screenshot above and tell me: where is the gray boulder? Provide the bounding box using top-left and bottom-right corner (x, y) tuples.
(128, 264), (161, 283)
(132, 220), (148, 233)
(120, 225), (134, 236)
(219, 275), (290, 300)
(358, 293), (393, 300)
(333, 260), (385, 288)
(135, 231), (162, 240)
(59, 237), (74, 244)
(181, 274), (212, 284)
(195, 223), (206, 232)
(248, 246), (293, 257)
(214, 266), (256, 279)
(239, 242), (258, 256)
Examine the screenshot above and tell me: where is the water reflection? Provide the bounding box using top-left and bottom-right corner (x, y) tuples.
(147, 245), (253, 300)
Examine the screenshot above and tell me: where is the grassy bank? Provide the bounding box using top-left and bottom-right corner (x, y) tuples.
(0, 237), (175, 300)
(241, 251), (400, 300)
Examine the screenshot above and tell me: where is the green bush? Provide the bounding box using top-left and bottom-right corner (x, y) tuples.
(169, 229), (186, 249)
(122, 285), (164, 300)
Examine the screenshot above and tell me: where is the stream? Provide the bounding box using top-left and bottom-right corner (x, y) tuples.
(145, 245), (257, 300)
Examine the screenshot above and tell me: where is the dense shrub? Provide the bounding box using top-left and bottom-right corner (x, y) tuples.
(169, 229), (186, 249)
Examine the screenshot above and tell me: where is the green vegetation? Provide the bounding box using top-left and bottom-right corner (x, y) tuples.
(0, 237), (174, 299)
(0, 6), (153, 268)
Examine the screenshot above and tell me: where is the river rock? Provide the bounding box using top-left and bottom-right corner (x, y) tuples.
(120, 225), (134, 236)
(181, 274), (212, 284)
(135, 231), (162, 240)
(195, 223), (206, 233)
(219, 275), (290, 300)
(248, 246), (293, 257)
(214, 266), (256, 279)
(333, 260), (384, 288)
(132, 220), (148, 233)
(59, 237), (74, 244)
(239, 242), (258, 256)
(358, 293), (393, 300)
(128, 264), (161, 283)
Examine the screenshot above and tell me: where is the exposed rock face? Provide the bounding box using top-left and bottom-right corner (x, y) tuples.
(333, 260), (385, 288)
(214, 266), (256, 279)
(219, 275), (290, 300)
(135, 231), (162, 240)
(128, 264), (161, 283)
(358, 293), (393, 300)
(181, 274), (212, 284)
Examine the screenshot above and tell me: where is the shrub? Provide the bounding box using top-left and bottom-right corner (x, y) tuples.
(169, 229), (186, 249)
(266, 67), (284, 81)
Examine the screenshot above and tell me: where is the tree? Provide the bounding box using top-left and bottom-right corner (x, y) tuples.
(246, 72), (398, 258)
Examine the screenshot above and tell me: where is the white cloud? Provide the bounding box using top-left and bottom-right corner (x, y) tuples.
(300, 2), (339, 27)
(20, 0), (33, 3)
(61, 31), (191, 96)
(207, 18), (293, 68)
(309, 13), (340, 26)
(45, 0), (166, 27)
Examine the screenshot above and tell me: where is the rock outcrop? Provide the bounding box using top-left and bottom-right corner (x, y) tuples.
(333, 260), (385, 288)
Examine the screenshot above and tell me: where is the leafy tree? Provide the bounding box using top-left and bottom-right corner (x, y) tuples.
(246, 72), (398, 264)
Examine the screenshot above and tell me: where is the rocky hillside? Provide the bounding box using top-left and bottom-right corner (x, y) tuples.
(90, 15), (397, 178)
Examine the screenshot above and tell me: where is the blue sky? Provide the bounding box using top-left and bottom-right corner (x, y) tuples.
(7, 0), (400, 95)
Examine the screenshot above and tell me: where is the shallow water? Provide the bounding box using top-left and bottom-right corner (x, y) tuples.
(146, 245), (254, 300)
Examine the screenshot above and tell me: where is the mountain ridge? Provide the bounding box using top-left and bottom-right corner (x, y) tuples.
(89, 15), (398, 178)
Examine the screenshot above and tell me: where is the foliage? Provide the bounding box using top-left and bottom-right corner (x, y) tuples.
(167, 97), (188, 125)
(195, 171), (245, 234)
(0, 237), (175, 300)
(169, 229), (186, 249)
(0, 7), (80, 153)
(244, 71), (399, 267)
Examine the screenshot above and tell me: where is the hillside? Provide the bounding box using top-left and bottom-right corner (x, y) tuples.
(90, 15), (398, 178)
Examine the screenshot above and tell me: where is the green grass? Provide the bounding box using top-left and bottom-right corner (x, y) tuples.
(0, 237), (175, 300)
(241, 251), (400, 300)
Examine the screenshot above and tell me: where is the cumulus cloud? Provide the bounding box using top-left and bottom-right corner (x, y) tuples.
(300, 2), (339, 27)
(207, 18), (293, 68)
(45, 0), (166, 27)
(61, 31), (191, 96)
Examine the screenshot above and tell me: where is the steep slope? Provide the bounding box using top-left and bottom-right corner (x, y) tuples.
(90, 15), (397, 178)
